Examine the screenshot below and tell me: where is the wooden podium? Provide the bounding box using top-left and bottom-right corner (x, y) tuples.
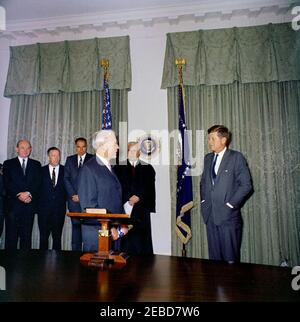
(67, 212), (130, 268)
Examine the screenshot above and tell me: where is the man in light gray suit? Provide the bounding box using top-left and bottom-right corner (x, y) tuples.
(78, 130), (127, 252)
(200, 125), (253, 263)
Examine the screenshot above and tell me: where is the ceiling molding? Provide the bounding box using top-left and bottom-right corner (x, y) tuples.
(0, 1), (294, 40)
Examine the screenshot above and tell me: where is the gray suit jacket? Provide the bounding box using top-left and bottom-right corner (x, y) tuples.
(200, 149), (253, 226)
(77, 156), (123, 218)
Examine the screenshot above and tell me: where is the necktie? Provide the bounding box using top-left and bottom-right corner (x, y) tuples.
(79, 157), (83, 169)
(130, 161), (136, 176)
(211, 154), (218, 184)
(22, 159), (26, 175)
(52, 167), (56, 187)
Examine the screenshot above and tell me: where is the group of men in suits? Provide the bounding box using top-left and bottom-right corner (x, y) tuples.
(0, 124), (252, 263)
(0, 134), (157, 255)
(0, 138), (93, 251)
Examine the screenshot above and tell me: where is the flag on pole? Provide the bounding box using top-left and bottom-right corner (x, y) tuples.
(175, 83), (193, 244)
(102, 72), (112, 130)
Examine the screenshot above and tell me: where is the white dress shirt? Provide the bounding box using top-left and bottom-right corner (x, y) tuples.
(18, 156), (28, 168)
(49, 164), (59, 186)
(78, 153), (86, 167)
(130, 160), (139, 167)
(96, 153), (112, 172)
(214, 146), (227, 175)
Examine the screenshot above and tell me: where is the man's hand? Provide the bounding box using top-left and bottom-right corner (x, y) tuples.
(72, 194), (80, 202)
(129, 195), (139, 206)
(111, 225), (129, 241)
(17, 192), (32, 203)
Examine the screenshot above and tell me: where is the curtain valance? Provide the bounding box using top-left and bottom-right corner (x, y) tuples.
(4, 36), (131, 96)
(161, 23), (300, 88)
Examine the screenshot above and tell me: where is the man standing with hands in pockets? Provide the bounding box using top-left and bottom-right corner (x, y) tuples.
(200, 125), (253, 263)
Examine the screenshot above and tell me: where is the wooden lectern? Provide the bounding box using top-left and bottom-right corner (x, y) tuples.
(67, 212), (130, 268)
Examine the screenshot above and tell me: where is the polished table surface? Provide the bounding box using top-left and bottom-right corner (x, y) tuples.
(0, 250), (299, 302)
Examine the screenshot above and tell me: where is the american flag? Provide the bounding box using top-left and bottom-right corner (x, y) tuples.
(176, 84), (193, 244)
(102, 75), (112, 129)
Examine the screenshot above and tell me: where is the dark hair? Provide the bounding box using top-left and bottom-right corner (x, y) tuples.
(47, 147), (61, 155)
(208, 125), (232, 147)
(75, 137), (87, 145)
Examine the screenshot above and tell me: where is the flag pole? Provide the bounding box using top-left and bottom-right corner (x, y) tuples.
(176, 58), (188, 258)
(175, 58), (186, 112)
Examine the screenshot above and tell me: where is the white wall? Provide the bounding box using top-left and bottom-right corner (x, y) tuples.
(0, 7), (291, 254)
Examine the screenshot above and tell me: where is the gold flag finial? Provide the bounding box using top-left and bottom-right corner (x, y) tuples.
(175, 58), (186, 66)
(100, 59), (109, 81)
(175, 58), (186, 86)
(100, 59), (109, 69)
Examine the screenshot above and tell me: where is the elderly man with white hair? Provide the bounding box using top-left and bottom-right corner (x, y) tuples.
(78, 130), (128, 252)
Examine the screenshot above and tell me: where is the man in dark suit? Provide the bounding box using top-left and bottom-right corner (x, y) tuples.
(64, 137), (93, 251)
(3, 139), (41, 250)
(200, 125), (253, 263)
(78, 130), (125, 252)
(38, 147), (67, 250)
(0, 163), (4, 239)
(115, 142), (156, 255)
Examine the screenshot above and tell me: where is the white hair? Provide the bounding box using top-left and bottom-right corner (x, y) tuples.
(92, 130), (116, 150)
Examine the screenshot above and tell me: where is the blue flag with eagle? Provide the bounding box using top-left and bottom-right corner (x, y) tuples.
(102, 74), (112, 130)
(176, 84), (193, 244)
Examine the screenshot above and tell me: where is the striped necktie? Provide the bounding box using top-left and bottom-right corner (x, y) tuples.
(79, 157), (83, 169)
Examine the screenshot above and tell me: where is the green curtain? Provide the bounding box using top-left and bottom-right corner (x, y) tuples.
(168, 81), (300, 266)
(163, 23), (300, 266)
(162, 23), (300, 88)
(6, 90), (128, 162)
(4, 36), (131, 96)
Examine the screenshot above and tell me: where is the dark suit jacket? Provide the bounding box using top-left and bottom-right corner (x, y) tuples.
(3, 157), (41, 213)
(0, 165), (4, 213)
(200, 149), (253, 226)
(38, 165), (67, 212)
(78, 156), (123, 217)
(0, 165), (4, 234)
(115, 160), (156, 226)
(64, 153), (93, 212)
(115, 160), (156, 255)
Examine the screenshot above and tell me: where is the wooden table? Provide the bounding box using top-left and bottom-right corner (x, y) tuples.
(0, 250), (299, 302)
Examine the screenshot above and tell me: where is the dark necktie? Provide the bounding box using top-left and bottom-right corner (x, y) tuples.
(79, 156), (83, 169)
(211, 154), (218, 184)
(131, 162), (136, 176)
(22, 159), (26, 175)
(52, 167), (56, 187)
